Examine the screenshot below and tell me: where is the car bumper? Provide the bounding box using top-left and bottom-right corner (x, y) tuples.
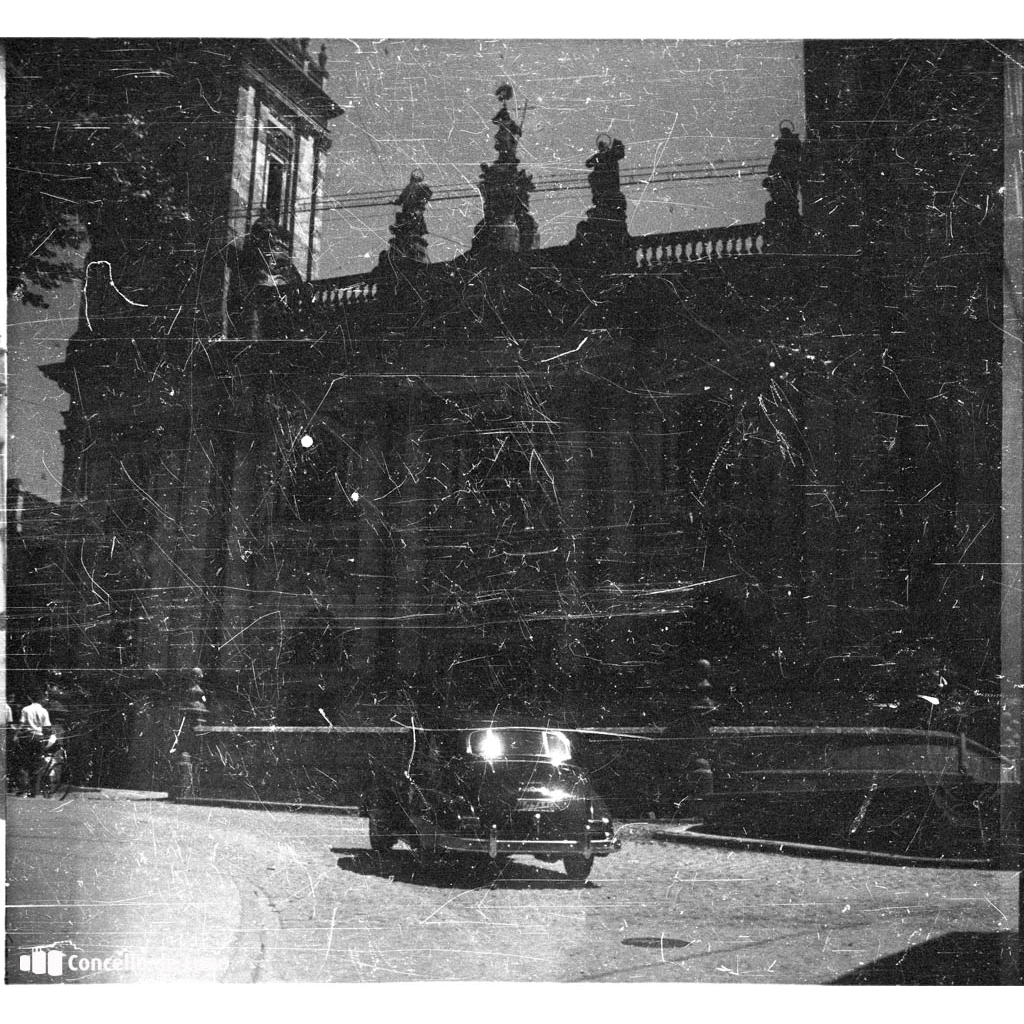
(435, 827), (621, 859)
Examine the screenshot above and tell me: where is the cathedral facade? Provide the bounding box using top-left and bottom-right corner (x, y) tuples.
(31, 41), (1007, 784)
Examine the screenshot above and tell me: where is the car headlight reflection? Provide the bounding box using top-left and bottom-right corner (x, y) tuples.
(478, 731), (504, 760)
(516, 786), (573, 811)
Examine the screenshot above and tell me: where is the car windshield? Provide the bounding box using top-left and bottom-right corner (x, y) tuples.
(466, 728), (572, 763)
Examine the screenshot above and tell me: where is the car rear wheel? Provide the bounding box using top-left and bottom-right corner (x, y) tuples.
(409, 834), (441, 870)
(368, 813), (398, 853)
(563, 853), (594, 881)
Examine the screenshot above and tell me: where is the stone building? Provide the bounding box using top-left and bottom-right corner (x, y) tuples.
(5, 480), (66, 698)
(33, 41), (1009, 782)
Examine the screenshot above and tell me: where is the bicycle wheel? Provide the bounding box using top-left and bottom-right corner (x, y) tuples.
(55, 756), (73, 800)
(42, 756), (72, 800)
(39, 759), (58, 798)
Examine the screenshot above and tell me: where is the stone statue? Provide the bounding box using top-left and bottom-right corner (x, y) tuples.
(586, 134), (626, 206)
(386, 169), (432, 263)
(492, 83), (522, 164)
(763, 121), (802, 222)
(238, 210), (305, 337)
(244, 211), (302, 288)
(395, 169), (431, 228)
(572, 134), (629, 258)
(471, 85), (537, 254)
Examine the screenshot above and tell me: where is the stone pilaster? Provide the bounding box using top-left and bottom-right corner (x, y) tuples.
(392, 417), (428, 681)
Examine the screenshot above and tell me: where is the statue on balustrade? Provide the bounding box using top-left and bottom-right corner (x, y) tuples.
(244, 212), (303, 287)
(572, 134), (630, 260)
(237, 210), (306, 338)
(471, 84), (537, 254)
(492, 83), (522, 165)
(385, 168), (432, 264)
(763, 120), (802, 247)
(586, 134), (626, 208)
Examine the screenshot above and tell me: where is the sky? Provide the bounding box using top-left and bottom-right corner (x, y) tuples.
(7, 280), (82, 501)
(5, 37), (805, 502)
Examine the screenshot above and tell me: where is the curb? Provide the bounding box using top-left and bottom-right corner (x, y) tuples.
(169, 795), (362, 815)
(152, 796), (1000, 870)
(644, 822), (999, 869)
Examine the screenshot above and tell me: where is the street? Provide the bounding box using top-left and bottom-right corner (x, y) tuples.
(4, 789), (1019, 985)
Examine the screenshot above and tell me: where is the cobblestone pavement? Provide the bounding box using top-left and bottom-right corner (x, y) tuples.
(5, 790), (1019, 985)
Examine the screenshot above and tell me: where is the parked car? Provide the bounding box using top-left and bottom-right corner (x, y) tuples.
(362, 725), (620, 881)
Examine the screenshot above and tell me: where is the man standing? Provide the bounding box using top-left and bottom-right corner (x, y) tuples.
(16, 692), (52, 797)
(2, 700), (13, 792)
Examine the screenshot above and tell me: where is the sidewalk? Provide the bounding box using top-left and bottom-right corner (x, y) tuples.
(7, 787), (1020, 985)
(5, 789), (264, 983)
(643, 821), (999, 870)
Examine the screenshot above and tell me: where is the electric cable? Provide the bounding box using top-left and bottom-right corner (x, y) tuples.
(276, 155), (771, 217)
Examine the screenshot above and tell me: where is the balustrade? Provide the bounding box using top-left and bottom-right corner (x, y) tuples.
(297, 276), (380, 310)
(633, 223), (765, 270)
(286, 222), (768, 318)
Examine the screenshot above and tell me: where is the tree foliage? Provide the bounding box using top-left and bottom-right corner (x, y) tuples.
(6, 39), (221, 307)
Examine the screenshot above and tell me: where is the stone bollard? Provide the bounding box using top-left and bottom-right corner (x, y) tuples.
(168, 669), (209, 802)
(687, 757), (714, 797)
(685, 757), (715, 821)
(172, 752), (195, 801)
(691, 658), (718, 712)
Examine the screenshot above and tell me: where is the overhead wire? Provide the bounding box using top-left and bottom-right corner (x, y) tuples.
(309, 163), (770, 213)
(316, 173), (770, 223)
(281, 154), (771, 217)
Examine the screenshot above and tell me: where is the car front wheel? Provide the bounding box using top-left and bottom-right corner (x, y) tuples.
(411, 837), (446, 874)
(563, 853), (594, 881)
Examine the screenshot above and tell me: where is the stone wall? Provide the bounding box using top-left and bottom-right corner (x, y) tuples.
(181, 723), (1009, 821)
(187, 725), (715, 817)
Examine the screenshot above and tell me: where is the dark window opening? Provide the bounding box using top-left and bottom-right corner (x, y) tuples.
(265, 155), (287, 226)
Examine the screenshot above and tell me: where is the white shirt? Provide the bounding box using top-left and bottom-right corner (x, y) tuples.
(19, 702), (51, 737)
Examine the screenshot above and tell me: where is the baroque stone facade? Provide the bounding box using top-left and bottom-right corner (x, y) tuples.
(32, 42), (1007, 785)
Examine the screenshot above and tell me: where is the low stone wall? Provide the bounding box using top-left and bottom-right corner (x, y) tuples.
(183, 723), (1011, 819)
(188, 726), (408, 808)
(187, 725), (711, 817)
(703, 725), (1012, 793)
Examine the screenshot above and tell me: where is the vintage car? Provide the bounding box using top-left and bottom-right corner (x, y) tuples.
(362, 726), (620, 880)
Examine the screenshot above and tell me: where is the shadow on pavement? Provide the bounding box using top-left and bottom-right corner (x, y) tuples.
(830, 930), (1020, 985)
(330, 846), (596, 890)
(621, 936), (693, 950)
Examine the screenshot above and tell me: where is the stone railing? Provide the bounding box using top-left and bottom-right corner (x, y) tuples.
(290, 222), (769, 317)
(304, 274), (380, 310)
(633, 223), (766, 270)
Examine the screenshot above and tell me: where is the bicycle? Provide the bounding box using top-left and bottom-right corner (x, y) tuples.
(39, 739), (72, 800)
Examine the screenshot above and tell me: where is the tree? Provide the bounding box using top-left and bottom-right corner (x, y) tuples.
(6, 39), (229, 309)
